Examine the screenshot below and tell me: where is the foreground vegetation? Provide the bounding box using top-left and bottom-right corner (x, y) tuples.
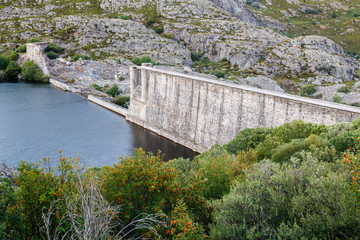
(1, 119), (360, 239)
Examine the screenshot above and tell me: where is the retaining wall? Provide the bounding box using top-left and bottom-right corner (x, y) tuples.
(88, 95), (128, 117)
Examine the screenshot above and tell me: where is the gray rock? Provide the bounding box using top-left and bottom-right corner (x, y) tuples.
(240, 75), (285, 92)
(0, 163), (16, 179)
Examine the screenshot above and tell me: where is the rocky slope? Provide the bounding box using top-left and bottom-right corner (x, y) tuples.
(0, 0), (359, 104)
(245, 0), (360, 54)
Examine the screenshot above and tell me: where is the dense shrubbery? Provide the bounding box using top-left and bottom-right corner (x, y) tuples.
(15, 44), (26, 53)
(338, 85), (350, 93)
(106, 84), (119, 97)
(210, 155), (360, 239)
(299, 84), (317, 96)
(132, 55), (156, 66)
(0, 54), (21, 81)
(1, 118), (360, 239)
(113, 96), (130, 108)
(102, 149), (212, 238)
(73, 53), (90, 61)
(46, 51), (59, 59)
(45, 42), (63, 53)
(9, 51), (18, 61)
(21, 61), (50, 83)
(30, 38), (42, 43)
(91, 83), (103, 91)
(0, 55), (10, 70)
(4, 61), (21, 81)
(44, 42), (63, 59)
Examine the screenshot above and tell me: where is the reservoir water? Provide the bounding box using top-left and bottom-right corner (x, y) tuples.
(0, 83), (197, 167)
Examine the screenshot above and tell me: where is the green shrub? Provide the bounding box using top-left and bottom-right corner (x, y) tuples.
(15, 44), (26, 53)
(225, 128), (272, 155)
(41, 74), (50, 83)
(131, 55), (155, 66)
(0, 55), (10, 70)
(4, 61), (21, 81)
(9, 51), (18, 61)
(326, 130), (360, 152)
(154, 26), (164, 34)
(113, 96), (130, 108)
(212, 70), (225, 78)
(313, 92), (322, 99)
(337, 85), (350, 93)
(272, 120), (324, 143)
(29, 38), (42, 43)
(195, 145), (237, 200)
(161, 32), (173, 39)
(10, 157), (83, 239)
(299, 84), (316, 96)
(91, 83), (103, 91)
(210, 156), (360, 239)
(106, 84), (119, 97)
(46, 51), (59, 59)
(21, 61), (48, 83)
(0, 178), (24, 239)
(191, 52), (205, 62)
(305, 8), (321, 14)
(44, 42), (63, 53)
(119, 14), (130, 20)
(271, 139), (306, 163)
(167, 157), (199, 175)
(255, 135), (283, 159)
(73, 53), (90, 61)
(333, 93), (342, 103)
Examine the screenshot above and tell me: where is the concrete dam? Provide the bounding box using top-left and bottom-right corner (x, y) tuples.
(126, 66), (360, 153)
(24, 43), (360, 153)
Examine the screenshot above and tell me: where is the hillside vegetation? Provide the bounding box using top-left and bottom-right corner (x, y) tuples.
(248, 0), (360, 56)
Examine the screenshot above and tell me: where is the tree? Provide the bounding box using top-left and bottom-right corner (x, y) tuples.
(21, 61), (48, 83)
(0, 55), (10, 70)
(106, 84), (119, 97)
(4, 61), (21, 81)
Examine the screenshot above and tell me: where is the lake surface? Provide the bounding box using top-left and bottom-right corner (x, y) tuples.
(0, 83), (197, 167)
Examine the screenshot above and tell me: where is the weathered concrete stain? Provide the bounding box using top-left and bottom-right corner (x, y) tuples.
(127, 66), (360, 153)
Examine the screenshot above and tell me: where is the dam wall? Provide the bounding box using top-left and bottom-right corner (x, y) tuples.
(127, 66), (360, 153)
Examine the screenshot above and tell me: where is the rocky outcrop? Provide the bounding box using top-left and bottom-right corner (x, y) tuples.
(253, 36), (359, 82)
(1, 0), (360, 102)
(47, 57), (132, 93)
(239, 76), (285, 93)
(0, 163), (16, 179)
(208, 0), (262, 25)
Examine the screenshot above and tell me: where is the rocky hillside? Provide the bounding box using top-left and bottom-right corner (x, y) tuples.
(1, 0), (360, 104)
(246, 0), (360, 55)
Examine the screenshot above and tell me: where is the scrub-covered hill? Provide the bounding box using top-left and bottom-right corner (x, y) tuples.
(0, 0), (359, 104)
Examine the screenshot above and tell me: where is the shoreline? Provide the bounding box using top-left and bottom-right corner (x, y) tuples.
(49, 78), (129, 117)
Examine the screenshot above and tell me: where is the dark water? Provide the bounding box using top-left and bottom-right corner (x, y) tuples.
(0, 83), (197, 167)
